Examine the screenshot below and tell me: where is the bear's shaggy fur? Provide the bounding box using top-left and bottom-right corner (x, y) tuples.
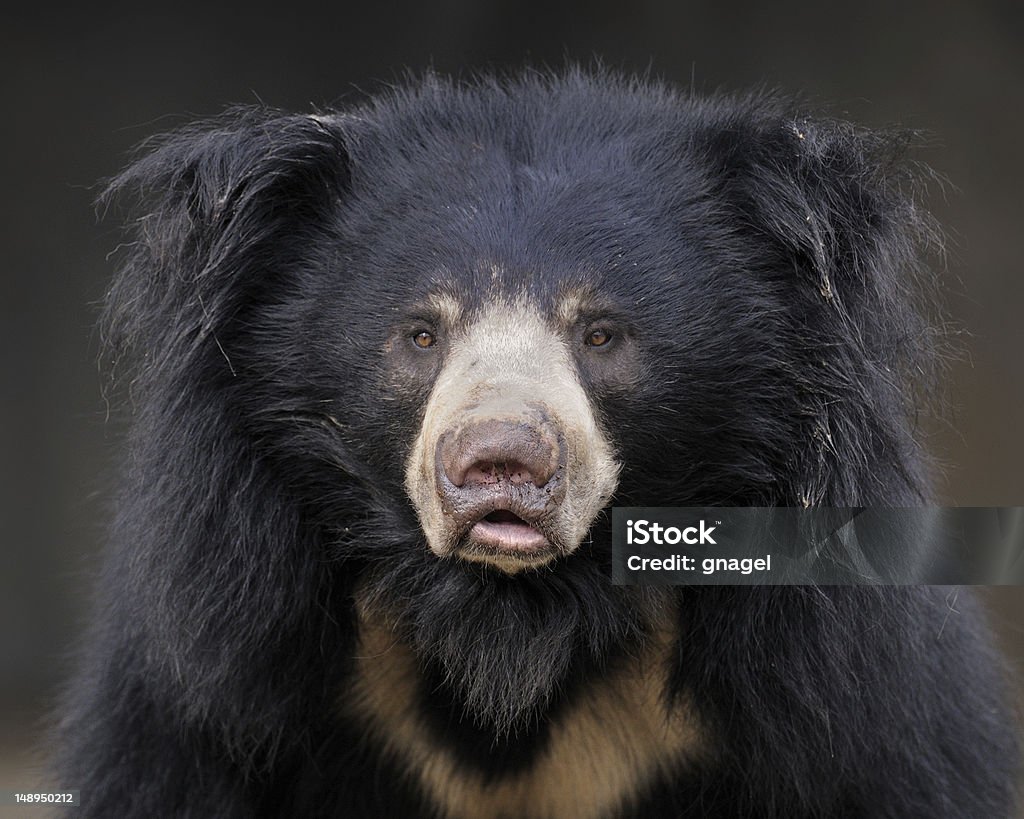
(59, 69), (1018, 817)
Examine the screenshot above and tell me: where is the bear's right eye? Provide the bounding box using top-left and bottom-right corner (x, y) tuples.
(412, 330), (436, 349)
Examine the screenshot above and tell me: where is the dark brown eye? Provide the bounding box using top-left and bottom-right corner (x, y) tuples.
(412, 330), (436, 349)
(586, 328), (612, 348)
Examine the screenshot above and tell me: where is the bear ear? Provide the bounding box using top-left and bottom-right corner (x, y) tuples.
(774, 117), (942, 503)
(695, 103), (944, 503)
(746, 114), (938, 312)
(692, 103), (942, 360)
(99, 109), (350, 386)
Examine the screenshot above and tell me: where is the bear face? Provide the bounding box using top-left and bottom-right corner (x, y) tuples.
(60, 70), (1019, 819)
(223, 85), (923, 555)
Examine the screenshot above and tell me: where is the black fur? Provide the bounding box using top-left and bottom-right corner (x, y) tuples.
(59, 69), (1019, 817)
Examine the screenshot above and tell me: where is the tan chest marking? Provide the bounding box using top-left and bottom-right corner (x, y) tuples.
(347, 608), (702, 819)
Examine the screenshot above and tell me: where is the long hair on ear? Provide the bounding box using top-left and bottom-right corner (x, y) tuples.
(83, 110), (353, 769)
(691, 100), (946, 507)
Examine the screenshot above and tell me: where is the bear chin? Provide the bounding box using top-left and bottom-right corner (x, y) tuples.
(356, 539), (671, 738)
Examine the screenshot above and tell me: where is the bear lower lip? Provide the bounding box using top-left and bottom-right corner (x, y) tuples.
(468, 518), (549, 553)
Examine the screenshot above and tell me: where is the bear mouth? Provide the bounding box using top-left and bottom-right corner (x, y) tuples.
(470, 509), (550, 553)
(457, 504), (557, 568)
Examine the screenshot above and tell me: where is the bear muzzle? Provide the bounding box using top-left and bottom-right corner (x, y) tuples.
(435, 414), (568, 561)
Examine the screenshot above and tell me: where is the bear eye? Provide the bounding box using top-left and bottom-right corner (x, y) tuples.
(585, 328), (613, 348)
(412, 330), (436, 349)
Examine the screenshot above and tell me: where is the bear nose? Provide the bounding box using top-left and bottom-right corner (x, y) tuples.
(438, 418), (562, 490)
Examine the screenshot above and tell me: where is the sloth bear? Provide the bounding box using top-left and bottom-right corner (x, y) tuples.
(59, 70), (1018, 817)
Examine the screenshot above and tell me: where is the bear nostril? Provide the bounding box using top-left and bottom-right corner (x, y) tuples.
(462, 460), (544, 487)
(438, 419), (561, 490)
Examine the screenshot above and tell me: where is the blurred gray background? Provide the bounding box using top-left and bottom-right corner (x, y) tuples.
(2, 0), (1022, 808)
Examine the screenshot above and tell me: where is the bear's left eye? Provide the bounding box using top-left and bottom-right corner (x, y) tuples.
(585, 328), (613, 348)
(412, 330), (436, 349)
